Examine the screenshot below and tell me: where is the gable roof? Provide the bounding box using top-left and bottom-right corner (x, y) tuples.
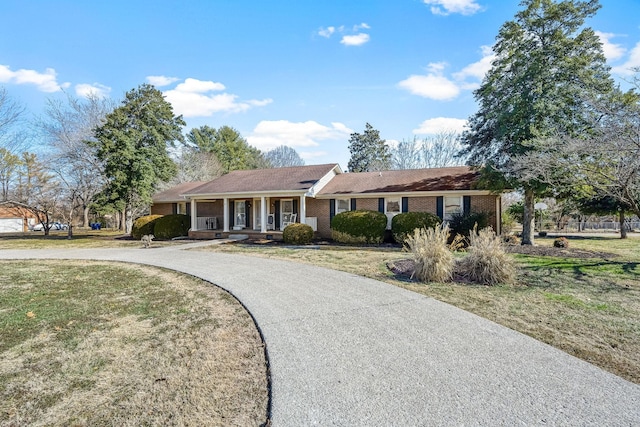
(185, 163), (341, 196)
(317, 166), (480, 195)
(152, 181), (207, 203)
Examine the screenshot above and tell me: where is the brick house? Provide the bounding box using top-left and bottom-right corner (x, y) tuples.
(150, 164), (502, 239)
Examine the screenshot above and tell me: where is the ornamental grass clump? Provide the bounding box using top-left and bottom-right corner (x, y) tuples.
(457, 226), (516, 286)
(553, 237), (569, 248)
(404, 224), (454, 283)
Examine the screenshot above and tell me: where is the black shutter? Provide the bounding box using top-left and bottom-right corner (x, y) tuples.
(172, 203), (177, 214)
(436, 196), (444, 220)
(293, 199), (298, 216)
(402, 197), (408, 213)
(329, 199), (335, 224)
(350, 198), (357, 211)
(245, 200), (251, 227)
(230, 201), (235, 227)
(463, 196), (471, 215)
(275, 200), (281, 230)
(378, 198), (385, 213)
(186, 202), (191, 216)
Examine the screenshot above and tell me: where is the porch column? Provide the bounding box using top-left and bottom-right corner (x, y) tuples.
(190, 199), (197, 230)
(223, 198), (229, 232)
(300, 195), (306, 224)
(260, 196), (267, 233)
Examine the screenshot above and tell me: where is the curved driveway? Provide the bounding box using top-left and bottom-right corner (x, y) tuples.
(2, 242), (639, 426)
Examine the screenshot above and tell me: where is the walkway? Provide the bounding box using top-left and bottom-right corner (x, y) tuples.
(1, 243), (639, 426)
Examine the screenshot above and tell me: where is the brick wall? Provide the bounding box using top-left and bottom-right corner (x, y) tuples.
(306, 198), (330, 237)
(150, 203), (173, 215)
(354, 198), (378, 211)
(408, 197), (438, 214)
(471, 195), (498, 231)
(196, 201), (223, 217)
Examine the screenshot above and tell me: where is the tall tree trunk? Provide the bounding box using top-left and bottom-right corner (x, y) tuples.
(83, 205), (89, 228)
(521, 188), (535, 245)
(620, 210), (627, 239)
(120, 208), (126, 231)
(125, 204), (133, 235)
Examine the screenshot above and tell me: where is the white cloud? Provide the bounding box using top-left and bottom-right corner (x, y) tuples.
(398, 65), (460, 101)
(318, 26), (336, 38)
(75, 83), (111, 98)
(595, 31), (626, 62)
(353, 23), (370, 31)
(612, 41), (640, 76)
(453, 45), (494, 82)
(341, 33), (370, 46)
(423, 0), (483, 16)
(247, 120), (353, 151)
(146, 75), (180, 87)
(0, 64), (68, 92)
(413, 117), (468, 134)
(162, 78), (271, 117)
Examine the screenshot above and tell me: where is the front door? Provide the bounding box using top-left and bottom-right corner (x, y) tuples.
(254, 199), (261, 230)
(235, 200), (246, 228)
(280, 199), (293, 230)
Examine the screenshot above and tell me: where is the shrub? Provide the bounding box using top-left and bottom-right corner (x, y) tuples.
(456, 227), (516, 286)
(154, 214), (191, 240)
(331, 210), (387, 244)
(553, 237), (569, 248)
(538, 231), (548, 237)
(448, 211), (490, 244)
(131, 215), (163, 240)
(391, 212), (441, 244)
(403, 224), (454, 283)
(283, 223), (314, 245)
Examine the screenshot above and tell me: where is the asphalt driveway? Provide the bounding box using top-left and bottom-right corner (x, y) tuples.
(1, 243), (639, 426)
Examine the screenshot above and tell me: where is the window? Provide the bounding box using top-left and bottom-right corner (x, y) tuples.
(235, 200), (246, 227)
(386, 198), (400, 214)
(336, 198), (350, 214)
(444, 196), (462, 221)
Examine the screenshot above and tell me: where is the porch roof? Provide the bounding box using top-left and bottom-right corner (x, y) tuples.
(317, 166), (481, 196)
(184, 163), (341, 197)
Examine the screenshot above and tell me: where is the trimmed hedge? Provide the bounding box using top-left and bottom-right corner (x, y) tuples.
(283, 223), (314, 245)
(391, 212), (441, 244)
(331, 210), (387, 244)
(131, 215), (163, 240)
(154, 214), (191, 240)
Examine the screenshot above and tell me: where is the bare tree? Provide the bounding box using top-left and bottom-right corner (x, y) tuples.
(391, 137), (422, 170)
(421, 131), (467, 168)
(264, 145), (305, 168)
(35, 92), (115, 226)
(162, 148), (223, 188)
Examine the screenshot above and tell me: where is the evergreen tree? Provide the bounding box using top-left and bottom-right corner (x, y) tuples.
(460, 0), (614, 245)
(92, 84), (185, 233)
(347, 123), (391, 172)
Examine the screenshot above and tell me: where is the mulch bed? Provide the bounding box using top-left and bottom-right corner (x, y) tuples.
(387, 244), (618, 281)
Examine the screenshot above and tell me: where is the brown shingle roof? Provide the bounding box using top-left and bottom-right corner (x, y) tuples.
(186, 164), (340, 195)
(317, 166), (480, 195)
(152, 181), (207, 203)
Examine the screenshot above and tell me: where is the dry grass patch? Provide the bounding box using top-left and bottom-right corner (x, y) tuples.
(0, 260), (268, 426)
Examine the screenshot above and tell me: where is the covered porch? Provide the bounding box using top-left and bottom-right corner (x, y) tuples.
(187, 193), (318, 238)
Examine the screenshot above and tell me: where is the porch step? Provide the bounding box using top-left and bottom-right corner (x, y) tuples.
(228, 234), (249, 241)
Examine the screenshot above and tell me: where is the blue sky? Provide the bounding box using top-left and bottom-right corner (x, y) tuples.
(2, 0), (639, 170)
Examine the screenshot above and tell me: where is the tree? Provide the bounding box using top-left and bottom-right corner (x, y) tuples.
(186, 125), (268, 173)
(460, 0), (615, 245)
(10, 152), (61, 235)
(35, 93), (115, 226)
(264, 145), (304, 168)
(0, 87), (25, 151)
(391, 137), (422, 170)
(347, 123), (391, 172)
(0, 148), (21, 201)
(164, 147), (224, 187)
(92, 84), (185, 233)
(422, 131), (467, 168)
